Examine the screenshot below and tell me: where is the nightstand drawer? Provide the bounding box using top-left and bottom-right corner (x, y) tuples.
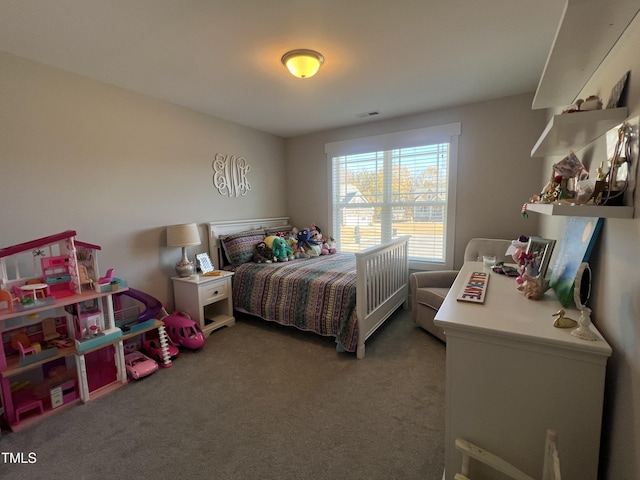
(198, 280), (227, 304)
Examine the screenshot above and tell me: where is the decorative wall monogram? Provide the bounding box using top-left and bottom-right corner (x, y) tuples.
(212, 153), (251, 197)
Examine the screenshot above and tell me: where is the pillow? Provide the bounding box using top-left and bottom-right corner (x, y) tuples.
(264, 224), (293, 237)
(220, 229), (266, 265)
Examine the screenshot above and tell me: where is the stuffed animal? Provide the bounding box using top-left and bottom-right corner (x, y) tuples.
(296, 229), (315, 251)
(322, 237), (337, 255)
(252, 241), (275, 263)
(271, 236), (294, 262)
(287, 228), (308, 258)
(309, 224), (337, 255)
(309, 224), (323, 245)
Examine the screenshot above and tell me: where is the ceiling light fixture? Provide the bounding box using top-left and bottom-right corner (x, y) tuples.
(281, 49), (324, 79)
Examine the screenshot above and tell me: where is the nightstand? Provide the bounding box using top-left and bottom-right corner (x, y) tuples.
(171, 272), (235, 337)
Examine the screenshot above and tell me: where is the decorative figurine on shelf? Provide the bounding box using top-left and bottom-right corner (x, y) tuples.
(593, 122), (631, 206)
(552, 309), (577, 328)
(527, 151), (589, 207)
(571, 262), (598, 341)
(581, 95), (603, 111)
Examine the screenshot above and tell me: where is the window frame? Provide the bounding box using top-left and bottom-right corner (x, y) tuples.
(326, 123), (460, 270)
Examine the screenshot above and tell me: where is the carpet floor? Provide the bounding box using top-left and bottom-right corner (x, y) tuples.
(0, 307), (446, 480)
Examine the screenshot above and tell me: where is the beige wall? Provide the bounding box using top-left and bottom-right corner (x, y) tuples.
(4, 25), (637, 477)
(537, 14), (640, 480)
(285, 93), (545, 267)
(0, 51), (287, 306)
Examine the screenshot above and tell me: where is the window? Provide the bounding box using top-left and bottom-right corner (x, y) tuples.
(326, 123), (460, 269)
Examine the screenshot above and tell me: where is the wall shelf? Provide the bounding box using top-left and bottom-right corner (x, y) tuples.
(532, 0), (640, 109)
(525, 202), (634, 218)
(531, 107), (628, 157)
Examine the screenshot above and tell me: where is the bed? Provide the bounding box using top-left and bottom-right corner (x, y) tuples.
(208, 217), (410, 359)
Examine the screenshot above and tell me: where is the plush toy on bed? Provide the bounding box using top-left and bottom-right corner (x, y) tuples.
(297, 229), (321, 257)
(309, 224), (337, 255)
(287, 228), (308, 258)
(253, 241), (275, 264)
(323, 237), (338, 255)
(296, 229), (315, 251)
(268, 235), (295, 262)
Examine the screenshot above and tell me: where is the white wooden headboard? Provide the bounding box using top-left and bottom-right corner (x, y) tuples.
(208, 217), (290, 269)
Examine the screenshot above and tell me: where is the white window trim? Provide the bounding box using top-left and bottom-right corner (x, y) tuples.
(326, 123), (460, 270)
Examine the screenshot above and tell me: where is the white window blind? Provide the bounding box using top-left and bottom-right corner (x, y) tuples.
(327, 123), (459, 269)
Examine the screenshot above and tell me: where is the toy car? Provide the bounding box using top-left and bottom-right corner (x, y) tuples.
(142, 338), (179, 364)
(162, 311), (205, 350)
(124, 351), (158, 380)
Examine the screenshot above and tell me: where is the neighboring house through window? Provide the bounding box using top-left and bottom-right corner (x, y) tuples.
(326, 123), (460, 269)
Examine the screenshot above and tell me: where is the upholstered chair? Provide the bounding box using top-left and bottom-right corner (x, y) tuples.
(410, 238), (512, 342)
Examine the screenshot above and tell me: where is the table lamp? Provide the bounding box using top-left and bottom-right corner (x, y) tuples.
(167, 223), (201, 277)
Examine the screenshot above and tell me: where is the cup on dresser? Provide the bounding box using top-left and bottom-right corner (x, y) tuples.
(482, 255), (497, 269)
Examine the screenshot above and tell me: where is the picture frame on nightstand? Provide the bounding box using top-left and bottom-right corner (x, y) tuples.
(196, 253), (214, 274)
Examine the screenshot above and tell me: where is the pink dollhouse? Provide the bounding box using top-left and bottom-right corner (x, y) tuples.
(0, 231), (166, 431)
(0, 230), (102, 301)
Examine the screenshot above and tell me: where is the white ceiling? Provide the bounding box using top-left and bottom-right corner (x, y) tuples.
(0, 0), (566, 138)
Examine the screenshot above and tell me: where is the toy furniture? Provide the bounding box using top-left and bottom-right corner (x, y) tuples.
(410, 238), (511, 342)
(98, 268), (114, 285)
(77, 264), (94, 290)
(11, 285), (25, 300)
(434, 261), (611, 479)
(16, 339), (38, 359)
(41, 255), (73, 298)
(41, 317), (61, 343)
(0, 289), (19, 311)
(454, 429), (561, 480)
(20, 281), (49, 299)
(13, 389), (44, 423)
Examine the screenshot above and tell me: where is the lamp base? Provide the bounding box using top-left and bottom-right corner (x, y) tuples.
(175, 261), (195, 278)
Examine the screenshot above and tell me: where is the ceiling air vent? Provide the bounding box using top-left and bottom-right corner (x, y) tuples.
(355, 111), (380, 118)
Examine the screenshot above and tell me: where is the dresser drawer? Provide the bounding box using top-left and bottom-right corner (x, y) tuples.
(198, 279), (228, 304)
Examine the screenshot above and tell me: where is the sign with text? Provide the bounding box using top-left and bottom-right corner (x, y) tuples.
(456, 271), (489, 304)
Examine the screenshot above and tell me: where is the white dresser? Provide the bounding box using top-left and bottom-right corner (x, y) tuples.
(434, 261), (611, 480)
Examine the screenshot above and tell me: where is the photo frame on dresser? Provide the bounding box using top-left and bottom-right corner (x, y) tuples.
(525, 236), (556, 279)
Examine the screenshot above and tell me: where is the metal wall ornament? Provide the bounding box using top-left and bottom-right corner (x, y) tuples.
(212, 153), (251, 197)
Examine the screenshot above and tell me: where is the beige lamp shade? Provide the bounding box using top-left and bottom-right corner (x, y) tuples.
(167, 223), (201, 247)
(167, 223), (201, 277)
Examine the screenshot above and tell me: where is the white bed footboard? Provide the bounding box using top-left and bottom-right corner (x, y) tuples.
(355, 235), (410, 359)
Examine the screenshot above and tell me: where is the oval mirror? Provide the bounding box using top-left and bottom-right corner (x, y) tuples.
(574, 262), (591, 309)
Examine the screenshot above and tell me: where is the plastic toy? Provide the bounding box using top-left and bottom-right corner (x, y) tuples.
(98, 268), (114, 285)
(162, 311), (205, 350)
(143, 339), (179, 364)
(115, 288), (163, 323)
(124, 351), (158, 380)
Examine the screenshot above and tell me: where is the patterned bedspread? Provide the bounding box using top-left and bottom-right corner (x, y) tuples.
(230, 253), (359, 352)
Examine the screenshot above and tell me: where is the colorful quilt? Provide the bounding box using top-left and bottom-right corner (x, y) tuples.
(231, 253), (359, 352)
